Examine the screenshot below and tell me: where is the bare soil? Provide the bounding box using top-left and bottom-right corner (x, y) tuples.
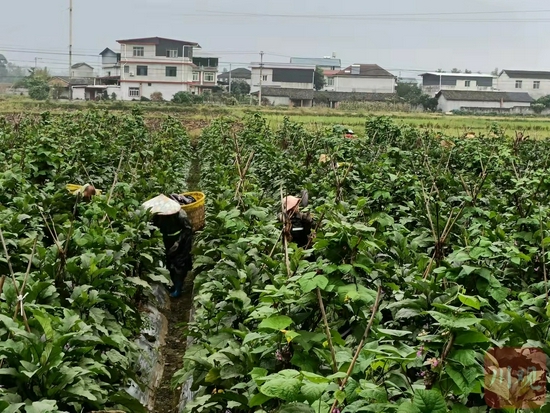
(152, 274), (195, 413)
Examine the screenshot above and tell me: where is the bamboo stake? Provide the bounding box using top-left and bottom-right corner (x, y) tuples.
(329, 285), (383, 413)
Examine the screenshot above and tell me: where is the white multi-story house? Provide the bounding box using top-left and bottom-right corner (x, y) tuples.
(249, 62), (316, 94)
(420, 72), (495, 96)
(114, 36), (203, 101)
(99, 48), (121, 78)
(497, 70), (550, 99)
(324, 64), (396, 93)
(71, 62), (94, 78)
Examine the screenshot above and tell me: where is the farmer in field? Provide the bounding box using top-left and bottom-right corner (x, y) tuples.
(142, 195), (194, 299)
(279, 191), (315, 249)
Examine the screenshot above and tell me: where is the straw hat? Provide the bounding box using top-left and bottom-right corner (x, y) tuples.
(283, 195), (301, 212)
(142, 194), (181, 216)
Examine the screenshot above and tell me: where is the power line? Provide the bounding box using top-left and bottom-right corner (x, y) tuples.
(194, 8), (550, 18)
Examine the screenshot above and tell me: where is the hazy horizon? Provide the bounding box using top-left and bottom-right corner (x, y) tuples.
(3, 0), (550, 78)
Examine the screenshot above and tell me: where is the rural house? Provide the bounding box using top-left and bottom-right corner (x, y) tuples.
(70, 62), (94, 78)
(324, 64), (396, 93)
(113, 36), (202, 101)
(497, 70), (550, 99)
(254, 87), (398, 108)
(99, 48), (121, 78)
(252, 87), (314, 107)
(436, 90), (534, 113)
(249, 62), (315, 94)
(49, 76), (96, 99)
(191, 57), (219, 94)
(217, 68), (251, 86)
(420, 72), (495, 96)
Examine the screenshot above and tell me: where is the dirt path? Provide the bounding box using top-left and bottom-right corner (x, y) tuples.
(152, 153), (201, 413)
(152, 275), (195, 413)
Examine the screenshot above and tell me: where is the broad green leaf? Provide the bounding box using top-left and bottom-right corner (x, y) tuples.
(277, 403), (315, 413)
(301, 381), (328, 403)
(427, 311), (479, 329)
(448, 349), (477, 366)
(259, 315), (293, 331)
(376, 328), (412, 337)
(250, 367), (269, 385)
(397, 401), (420, 413)
(260, 378), (302, 401)
(454, 331), (489, 345)
(451, 404), (469, 413)
(413, 389), (447, 413)
(249, 392), (272, 407)
(458, 294), (480, 310)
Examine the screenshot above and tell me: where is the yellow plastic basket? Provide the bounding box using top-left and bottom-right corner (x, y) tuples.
(181, 192), (205, 232)
(66, 184), (102, 195)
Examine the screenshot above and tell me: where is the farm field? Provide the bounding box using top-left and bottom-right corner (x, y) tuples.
(1, 109), (550, 413)
(3, 97), (550, 137)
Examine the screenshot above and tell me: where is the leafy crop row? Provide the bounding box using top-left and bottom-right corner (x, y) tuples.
(177, 114), (550, 412)
(0, 110), (192, 412)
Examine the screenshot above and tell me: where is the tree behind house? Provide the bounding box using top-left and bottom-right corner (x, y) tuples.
(314, 67), (325, 91)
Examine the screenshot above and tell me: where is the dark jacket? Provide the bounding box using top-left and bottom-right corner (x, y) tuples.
(153, 210), (194, 278)
(287, 211), (315, 248)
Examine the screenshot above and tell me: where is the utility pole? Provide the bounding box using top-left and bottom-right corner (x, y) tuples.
(69, 0), (73, 78)
(228, 63), (232, 93)
(258, 51), (264, 106)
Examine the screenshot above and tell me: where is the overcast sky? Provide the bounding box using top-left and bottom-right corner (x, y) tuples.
(3, 0), (550, 77)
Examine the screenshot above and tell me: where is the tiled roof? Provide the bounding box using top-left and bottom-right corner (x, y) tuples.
(71, 62), (93, 69)
(218, 68), (251, 80)
(437, 90), (534, 103)
(49, 76), (96, 86)
(254, 87), (398, 102)
(501, 70), (550, 80)
(319, 91), (398, 102)
(116, 37), (199, 47)
(337, 64), (394, 78)
(254, 87), (314, 100)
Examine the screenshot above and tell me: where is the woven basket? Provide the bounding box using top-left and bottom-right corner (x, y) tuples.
(181, 192), (205, 232)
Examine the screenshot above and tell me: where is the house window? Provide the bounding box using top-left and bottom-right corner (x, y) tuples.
(465, 80), (471, 87)
(136, 65), (148, 76)
(129, 87), (140, 97)
(204, 72), (215, 82)
(534, 81), (540, 89)
(192, 72), (199, 81)
(166, 49), (178, 58)
(148, 83), (152, 87)
(124, 65), (130, 74)
(327, 77), (334, 86)
(166, 66), (177, 77)
(262, 75), (268, 81)
(515, 80), (523, 89)
(133, 47), (144, 57)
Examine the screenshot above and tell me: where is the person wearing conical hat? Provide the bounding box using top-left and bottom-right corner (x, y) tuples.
(279, 190), (315, 249)
(142, 194), (194, 298)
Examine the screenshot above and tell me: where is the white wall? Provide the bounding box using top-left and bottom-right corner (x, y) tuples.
(72, 88), (86, 100)
(332, 76), (395, 93)
(438, 95), (531, 112)
(72, 66), (94, 78)
(102, 65), (121, 77)
(119, 82), (191, 101)
(497, 72), (549, 99)
(250, 68), (313, 93)
(264, 96), (291, 106)
(121, 62), (194, 83)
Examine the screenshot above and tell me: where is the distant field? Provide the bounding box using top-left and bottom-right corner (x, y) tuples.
(2, 97), (550, 137)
